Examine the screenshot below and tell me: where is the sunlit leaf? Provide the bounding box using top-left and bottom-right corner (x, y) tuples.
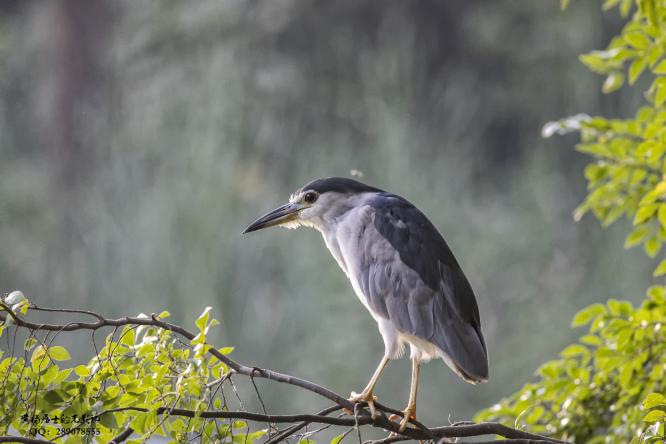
(48, 346), (71, 361)
(602, 72), (625, 93)
(74, 365), (90, 377)
(643, 393), (666, 408)
(653, 259), (666, 276)
(195, 306), (213, 332)
(634, 204), (658, 225)
(643, 409), (665, 422)
(571, 304), (606, 327)
(629, 57), (647, 84)
(653, 59), (666, 74)
(624, 31), (650, 50)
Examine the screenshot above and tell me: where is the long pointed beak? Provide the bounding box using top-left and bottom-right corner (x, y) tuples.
(242, 202), (302, 234)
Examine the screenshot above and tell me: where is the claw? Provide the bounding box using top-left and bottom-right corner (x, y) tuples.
(387, 414), (401, 437)
(397, 404), (416, 433)
(348, 390), (378, 418)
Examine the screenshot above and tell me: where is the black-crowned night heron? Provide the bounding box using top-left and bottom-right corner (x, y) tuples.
(243, 177), (488, 431)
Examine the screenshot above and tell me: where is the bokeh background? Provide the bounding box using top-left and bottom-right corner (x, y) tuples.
(0, 0), (654, 435)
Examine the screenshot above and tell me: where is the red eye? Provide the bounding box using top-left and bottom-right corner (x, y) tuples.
(304, 192), (317, 204)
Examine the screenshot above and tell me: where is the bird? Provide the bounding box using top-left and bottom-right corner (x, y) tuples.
(242, 177), (488, 432)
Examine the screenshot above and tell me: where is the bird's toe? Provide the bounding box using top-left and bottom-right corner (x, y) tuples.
(397, 406), (416, 433)
(348, 391), (378, 418)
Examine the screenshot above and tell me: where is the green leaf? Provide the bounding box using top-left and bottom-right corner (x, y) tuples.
(654, 59), (666, 74)
(629, 57), (647, 84)
(24, 337), (37, 350)
(602, 72), (625, 93)
(644, 393), (666, 408)
(330, 433), (347, 444)
(647, 285), (666, 302)
(571, 304), (607, 327)
(603, 0), (621, 10)
(644, 236), (661, 257)
(643, 409), (665, 422)
(48, 345), (71, 361)
(620, 0), (633, 16)
(647, 44), (662, 66)
(41, 364), (59, 386)
(12, 299), (29, 315)
(624, 31), (651, 50)
(658, 205), (666, 229)
(245, 430), (268, 443)
(74, 365), (90, 377)
(580, 334), (602, 346)
(560, 344), (589, 358)
(195, 306), (212, 332)
(100, 412), (119, 430)
(653, 259), (666, 276)
(53, 368), (72, 385)
(121, 327), (136, 347)
(625, 225), (650, 248)
(31, 345), (46, 364)
(656, 83), (666, 106)
(219, 346), (234, 355)
(580, 52), (614, 74)
(634, 204), (658, 225)
(619, 363), (633, 387)
(43, 389), (65, 405)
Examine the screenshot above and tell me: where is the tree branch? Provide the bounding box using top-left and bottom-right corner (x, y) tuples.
(0, 438), (52, 444)
(109, 427), (133, 444)
(0, 302), (569, 444)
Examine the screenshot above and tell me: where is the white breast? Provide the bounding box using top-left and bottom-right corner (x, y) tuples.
(322, 205), (379, 316)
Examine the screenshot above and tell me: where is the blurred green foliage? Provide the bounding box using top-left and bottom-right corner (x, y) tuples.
(477, 1), (666, 442)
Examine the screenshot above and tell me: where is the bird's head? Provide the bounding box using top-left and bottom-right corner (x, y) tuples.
(242, 177), (383, 234)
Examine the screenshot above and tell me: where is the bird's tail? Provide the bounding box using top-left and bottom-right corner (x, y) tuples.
(433, 310), (489, 384)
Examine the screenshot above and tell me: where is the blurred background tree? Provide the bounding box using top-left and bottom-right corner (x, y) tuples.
(0, 0), (654, 431)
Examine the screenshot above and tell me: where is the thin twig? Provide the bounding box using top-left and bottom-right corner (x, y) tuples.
(266, 405), (342, 444)
(29, 305), (106, 322)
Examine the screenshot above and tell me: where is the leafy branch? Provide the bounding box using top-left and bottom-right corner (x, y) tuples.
(477, 1), (666, 443)
(0, 297), (567, 444)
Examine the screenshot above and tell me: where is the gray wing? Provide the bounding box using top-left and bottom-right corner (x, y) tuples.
(359, 193), (488, 383)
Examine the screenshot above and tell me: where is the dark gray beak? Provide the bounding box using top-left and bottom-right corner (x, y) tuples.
(242, 202), (301, 234)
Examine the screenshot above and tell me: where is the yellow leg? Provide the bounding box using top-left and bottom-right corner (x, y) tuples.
(349, 355), (390, 418)
(398, 357), (420, 432)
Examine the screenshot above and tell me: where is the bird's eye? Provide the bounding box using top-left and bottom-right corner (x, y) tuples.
(304, 192), (318, 204)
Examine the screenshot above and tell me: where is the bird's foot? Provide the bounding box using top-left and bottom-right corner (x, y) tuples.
(348, 390), (378, 418)
(397, 403), (416, 433)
